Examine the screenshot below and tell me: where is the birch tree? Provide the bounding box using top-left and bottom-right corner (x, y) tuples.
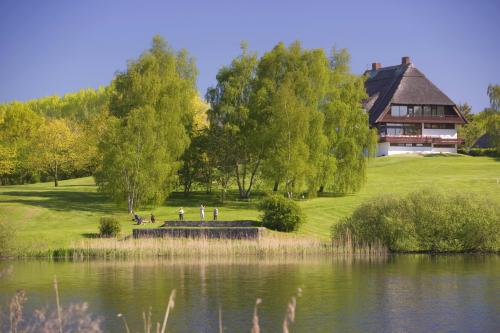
(206, 43), (261, 199)
(95, 36), (197, 212)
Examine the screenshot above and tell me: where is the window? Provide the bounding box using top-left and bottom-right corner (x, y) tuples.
(414, 105), (422, 116)
(390, 143), (431, 147)
(391, 105), (408, 117)
(384, 123), (421, 136)
(423, 106), (432, 116)
(437, 106), (445, 116)
(434, 144), (455, 148)
(399, 105), (408, 117)
(431, 106), (437, 116)
(424, 123), (455, 129)
(391, 105), (398, 116)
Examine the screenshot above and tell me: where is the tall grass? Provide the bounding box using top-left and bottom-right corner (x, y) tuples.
(28, 235), (388, 258)
(1, 278), (102, 333)
(2, 275), (307, 333)
(0, 217), (16, 257)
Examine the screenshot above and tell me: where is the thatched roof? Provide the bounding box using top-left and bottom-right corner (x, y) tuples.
(364, 61), (465, 124)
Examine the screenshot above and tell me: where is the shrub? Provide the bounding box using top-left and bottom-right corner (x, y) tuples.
(332, 189), (500, 252)
(0, 218), (16, 257)
(99, 217), (121, 237)
(258, 195), (305, 232)
(458, 148), (498, 157)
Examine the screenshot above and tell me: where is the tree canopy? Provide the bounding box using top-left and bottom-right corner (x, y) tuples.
(95, 36), (198, 212)
(0, 37), (382, 209)
(205, 41), (375, 198)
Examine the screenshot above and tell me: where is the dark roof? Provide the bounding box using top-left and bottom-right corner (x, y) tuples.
(363, 62), (464, 124)
(472, 134), (493, 148)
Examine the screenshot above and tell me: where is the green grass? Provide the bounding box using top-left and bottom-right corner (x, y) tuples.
(1, 155), (499, 252)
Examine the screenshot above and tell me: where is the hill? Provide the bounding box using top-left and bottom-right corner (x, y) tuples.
(0, 155), (499, 251)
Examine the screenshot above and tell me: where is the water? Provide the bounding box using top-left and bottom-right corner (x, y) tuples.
(0, 255), (499, 332)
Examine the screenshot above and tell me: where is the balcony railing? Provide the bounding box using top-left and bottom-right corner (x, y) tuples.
(379, 135), (463, 144)
(381, 114), (462, 123)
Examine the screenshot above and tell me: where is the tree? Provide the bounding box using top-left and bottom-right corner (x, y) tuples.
(0, 144), (16, 177)
(321, 48), (377, 193)
(178, 96), (210, 194)
(459, 118), (484, 153)
(96, 36), (197, 212)
(32, 118), (81, 187)
(484, 85), (500, 154)
(457, 102), (473, 121)
(254, 42), (330, 197)
(206, 43), (261, 199)
(206, 41), (375, 197)
(487, 84), (500, 112)
(0, 102), (44, 184)
(485, 113), (500, 154)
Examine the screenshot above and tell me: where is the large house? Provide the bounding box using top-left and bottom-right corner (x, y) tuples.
(364, 57), (467, 156)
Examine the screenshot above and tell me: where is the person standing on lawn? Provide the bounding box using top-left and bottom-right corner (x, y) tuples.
(178, 207), (185, 221)
(200, 204), (205, 221)
(213, 207), (219, 221)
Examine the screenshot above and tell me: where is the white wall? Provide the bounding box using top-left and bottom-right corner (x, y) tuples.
(386, 145), (433, 156)
(377, 142), (390, 156)
(422, 128), (457, 138)
(377, 143), (457, 156)
(432, 146), (457, 154)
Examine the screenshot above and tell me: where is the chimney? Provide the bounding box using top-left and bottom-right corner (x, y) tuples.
(372, 62), (381, 70)
(402, 56), (411, 65)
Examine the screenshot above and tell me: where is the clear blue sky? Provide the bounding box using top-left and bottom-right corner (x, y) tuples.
(1, 0), (499, 111)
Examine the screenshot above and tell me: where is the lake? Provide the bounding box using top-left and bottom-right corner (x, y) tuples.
(1, 255), (499, 332)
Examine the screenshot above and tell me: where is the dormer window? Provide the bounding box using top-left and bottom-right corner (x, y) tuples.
(390, 104), (455, 118)
(391, 105), (408, 117)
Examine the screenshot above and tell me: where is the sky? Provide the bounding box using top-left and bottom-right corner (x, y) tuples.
(0, 0), (499, 112)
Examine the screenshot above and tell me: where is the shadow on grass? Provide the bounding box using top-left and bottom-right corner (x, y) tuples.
(2, 190), (118, 213)
(166, 191), (263, 210)
(81, 233), (101, 238)
(317, 192), (352, 198)
(423, 153), (464, 158)
(59, 184), (96, 187)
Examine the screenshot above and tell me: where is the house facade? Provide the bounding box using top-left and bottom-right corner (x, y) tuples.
(364, 57), (467, 156)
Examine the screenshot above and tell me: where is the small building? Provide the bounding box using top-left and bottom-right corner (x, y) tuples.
(364, 57), (467, 156)
(472, 133), (493, 149)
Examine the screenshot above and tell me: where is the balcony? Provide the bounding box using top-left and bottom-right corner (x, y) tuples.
(379, 135), (464, 145)
(381, 114), (463, 124)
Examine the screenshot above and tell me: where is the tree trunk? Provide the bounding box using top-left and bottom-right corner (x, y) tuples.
(127, 194), (134, 214)
(273, 181), (279, 192)
(54, 163), (59, 187)
(319, 185), (324, 193)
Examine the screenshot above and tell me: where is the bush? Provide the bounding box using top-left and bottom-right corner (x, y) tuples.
(458, 148), (498, 157)
(332, 189), (500, 252)
(258, 195), (305, 232)
(0, 218), (16, 257)
(99, 217), (121, 237)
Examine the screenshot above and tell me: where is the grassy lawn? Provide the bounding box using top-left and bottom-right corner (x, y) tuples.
(1, 155), (499, 251)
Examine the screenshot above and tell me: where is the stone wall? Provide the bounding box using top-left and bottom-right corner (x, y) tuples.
(133, 227), (264, 239)
(161, 220), (260, 227)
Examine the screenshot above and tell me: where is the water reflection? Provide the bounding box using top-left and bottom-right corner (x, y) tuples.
(0, 255), (498, 332)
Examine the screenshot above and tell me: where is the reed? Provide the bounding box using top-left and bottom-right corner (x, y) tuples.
(2, 280), (309, 333)
(24, 234), (387, 258)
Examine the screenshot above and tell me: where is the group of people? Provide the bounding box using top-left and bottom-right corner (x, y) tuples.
(132, 211), (155, 225)
(178, 204), (219, 221)
(132, 205), (220, 225)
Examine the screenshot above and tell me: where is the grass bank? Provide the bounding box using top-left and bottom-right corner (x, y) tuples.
(0, 155), (499, 255)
